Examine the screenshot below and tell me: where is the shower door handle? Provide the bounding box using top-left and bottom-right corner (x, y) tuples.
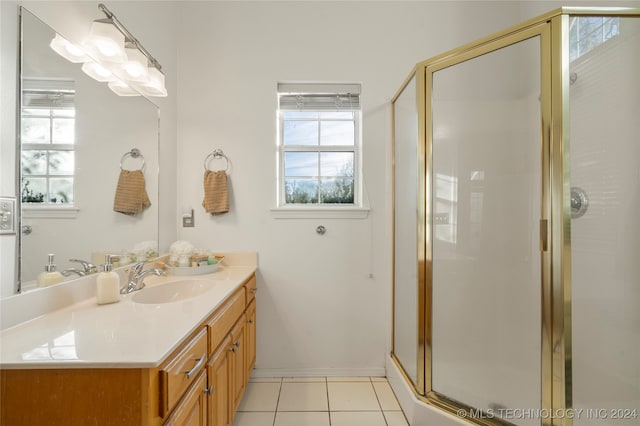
(540, 219), (548, 252)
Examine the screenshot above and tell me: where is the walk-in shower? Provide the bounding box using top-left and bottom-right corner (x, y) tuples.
(391, 7), (639, 426)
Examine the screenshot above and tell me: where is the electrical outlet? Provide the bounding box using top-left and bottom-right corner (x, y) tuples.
(182, 209), (195, 227)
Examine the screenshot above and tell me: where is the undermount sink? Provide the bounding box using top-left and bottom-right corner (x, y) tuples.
(131, 279), (217, 304)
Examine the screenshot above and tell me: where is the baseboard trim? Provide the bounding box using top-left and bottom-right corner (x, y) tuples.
(252, 367), (386, 378)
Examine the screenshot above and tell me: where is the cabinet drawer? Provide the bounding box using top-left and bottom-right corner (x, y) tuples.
(160, 327), (208, 417)
(163, 370), (207, 426)
(208, 288), (245, 355)
(245, 275), (257, 303)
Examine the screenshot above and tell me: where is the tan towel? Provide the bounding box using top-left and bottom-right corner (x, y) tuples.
(113, 170), (151, 215)
(202, 170), (229, 215)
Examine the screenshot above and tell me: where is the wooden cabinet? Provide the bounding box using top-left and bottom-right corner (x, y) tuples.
(0, 272), (257, 426)
(0, 368), (152, 425)
(207, 336), (230, 426)
(245, 275), (257, 303)
(164, 371), (208, 426)
(160, 328), (208, 417)
(206, 277), (257, 426)
(228, 313), (247, 416)
(245, 298), (257, 378)
(207, 289), (245, 355)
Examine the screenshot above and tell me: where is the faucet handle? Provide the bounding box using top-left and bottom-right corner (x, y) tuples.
(128, 262), (145, 278)
(69, 258), (98, 273)
(132, 261), (145, 271)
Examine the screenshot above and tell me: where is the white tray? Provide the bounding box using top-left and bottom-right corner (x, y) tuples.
(168, 263), (219, 276)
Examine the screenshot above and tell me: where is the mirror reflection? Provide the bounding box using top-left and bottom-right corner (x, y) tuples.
(18, 8), (159, 291)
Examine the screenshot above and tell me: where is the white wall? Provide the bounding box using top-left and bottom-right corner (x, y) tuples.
(174, 1), (524, 376)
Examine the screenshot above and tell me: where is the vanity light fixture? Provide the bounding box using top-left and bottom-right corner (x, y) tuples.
(121, 45), (148, 81)
(48, 3), (167, 97)
(83, 18), (127, 63)
(141, 66), (167, 97)
(108, 79), (140, 97)
(49, 34), (89, 63)
(81, 61), (116, 82)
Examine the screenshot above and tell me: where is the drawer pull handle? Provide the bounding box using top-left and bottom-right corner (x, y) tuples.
(205, 386), (214, 395)
(185, 354), (206, 379)
(248, 318), (253, 324)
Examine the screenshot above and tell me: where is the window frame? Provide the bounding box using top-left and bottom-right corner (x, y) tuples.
(20, 79), (77, 216)
(273, 83), (369, 219)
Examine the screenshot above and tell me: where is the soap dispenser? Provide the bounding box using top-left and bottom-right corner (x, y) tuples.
(96, 254), (121, 305)
(37, 254), (64, 287)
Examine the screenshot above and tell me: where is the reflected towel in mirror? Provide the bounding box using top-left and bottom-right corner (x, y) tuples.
(202, 170), (229, 215)
(113, 170), (151, 215)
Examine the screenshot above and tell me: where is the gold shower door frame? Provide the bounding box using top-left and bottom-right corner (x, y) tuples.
(391, 7), (640, 426)
(422, 21), (553, 426)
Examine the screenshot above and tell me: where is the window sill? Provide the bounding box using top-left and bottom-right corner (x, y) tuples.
(22, 205), (79, 219)
(270, 206), (370, 219)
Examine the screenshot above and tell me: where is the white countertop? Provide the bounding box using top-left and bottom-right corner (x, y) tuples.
(0, 262), (256, 370)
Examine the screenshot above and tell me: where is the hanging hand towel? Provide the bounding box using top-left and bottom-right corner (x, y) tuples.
(202, 170), (229, 215)
(113, 170), (151, 215)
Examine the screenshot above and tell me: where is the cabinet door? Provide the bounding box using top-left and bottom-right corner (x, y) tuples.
(164, 371), (207, 426)
(228, 315), (246, 417)
(207, 336), (230, 426)
(245, 299), (257, 378)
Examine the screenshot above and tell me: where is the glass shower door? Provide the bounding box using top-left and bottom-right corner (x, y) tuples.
(430, 35), (543, 425)
(392, 74), (422, 391)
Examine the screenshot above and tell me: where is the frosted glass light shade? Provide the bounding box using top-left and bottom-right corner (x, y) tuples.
(121, 47), (149, 82)
(84, 20), (126, 63)
(49, 34), (89, 63)
(81, 61), (116, 82)
(140, 66), (167, 97)
(108, 80), (140, 97)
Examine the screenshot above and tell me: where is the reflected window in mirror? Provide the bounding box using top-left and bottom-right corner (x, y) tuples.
(21, 78), (75, 205)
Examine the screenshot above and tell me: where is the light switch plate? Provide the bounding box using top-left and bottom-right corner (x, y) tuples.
(0, 197), (17, 235)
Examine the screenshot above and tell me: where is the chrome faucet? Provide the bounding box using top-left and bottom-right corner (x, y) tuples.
(69, 258), (98, 275)
(61, 268), (85, 277)
(120, 262), (164, 294)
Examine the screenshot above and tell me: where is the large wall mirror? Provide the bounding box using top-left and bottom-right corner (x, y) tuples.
(15, 8), (159, 293)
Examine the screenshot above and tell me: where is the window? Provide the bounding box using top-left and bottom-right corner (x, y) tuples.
(277, 83), (362, 211)
(569, 16), (620, 61)
(21, 79), (75, 205)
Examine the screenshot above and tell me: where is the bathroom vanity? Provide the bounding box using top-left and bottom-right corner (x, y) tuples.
(0, 259), (257, 426)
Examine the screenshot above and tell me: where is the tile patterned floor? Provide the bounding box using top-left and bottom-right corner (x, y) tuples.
(233, 376), (409, 426)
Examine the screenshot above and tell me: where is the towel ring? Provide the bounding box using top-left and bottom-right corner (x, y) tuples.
(120, 148), (146, 171)
(204, 149), (230, 172)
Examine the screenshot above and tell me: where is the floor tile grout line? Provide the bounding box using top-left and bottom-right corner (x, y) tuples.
(370, 377), (390, 426)
(272, 378), (283, 426)
(325, 376), (332, 426)
(235, 377), (407, 426)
